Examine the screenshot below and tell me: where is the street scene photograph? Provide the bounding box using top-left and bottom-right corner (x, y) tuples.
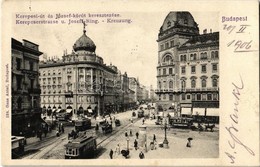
(11, 11), (219, 159)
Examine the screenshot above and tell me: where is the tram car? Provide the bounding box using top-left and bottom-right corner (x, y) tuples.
(169, 117), (193, 128)
(64, 135), (97, 159)
(74, 118), (91, 132)
(11, 136), (25, 158)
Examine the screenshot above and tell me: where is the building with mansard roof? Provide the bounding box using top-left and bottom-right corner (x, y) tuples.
(155, 12), (219, 121)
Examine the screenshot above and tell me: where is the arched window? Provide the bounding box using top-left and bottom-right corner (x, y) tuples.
(191, 79), (196, 88)
(163, 55), (173, 64)
(211, 51), (215, 59)
(158, 81), (161, 89)
(163, 81), (166, 89)
(212, 78), (218, 87)
(201, 52), (208, 60)
(202, 79), (207, 87)
(183, 55), (187, 61)
(194, 53), (197, 60)
(215, 51), (219, 59)
(181, 80), (186, 90)
(169, 80), (173, 89)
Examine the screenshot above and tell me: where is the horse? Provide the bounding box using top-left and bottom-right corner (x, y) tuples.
(205, 124), (215, 132)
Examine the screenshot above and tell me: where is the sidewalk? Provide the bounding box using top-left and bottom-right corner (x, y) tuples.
(25, 129), (58, 151)
(98, 117), (219, 159)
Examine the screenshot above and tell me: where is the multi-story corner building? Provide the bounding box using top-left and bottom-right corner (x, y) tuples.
(39, 28), (117, 117)
(12, 38), (43, 137)
(155, 12), (219, 119)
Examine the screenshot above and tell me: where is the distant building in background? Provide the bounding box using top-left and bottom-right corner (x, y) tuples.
(155, 12), (219, 121)
(11, 38), (43, 137)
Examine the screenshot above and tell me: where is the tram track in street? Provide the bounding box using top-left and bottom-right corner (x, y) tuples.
(96, 117), (140, 147)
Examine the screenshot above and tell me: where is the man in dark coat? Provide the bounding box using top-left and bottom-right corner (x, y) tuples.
(134, 139), (138, 150)
(139, 151), (145, 159)
(136, 132), (139, 139)
(109, 149), (114, 159)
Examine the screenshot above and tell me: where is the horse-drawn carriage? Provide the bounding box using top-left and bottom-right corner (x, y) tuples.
(115, 119), (121, 126)
(74, 118), (91, 132)
(101, 123), (112, 134)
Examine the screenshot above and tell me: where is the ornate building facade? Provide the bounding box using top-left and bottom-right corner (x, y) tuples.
(12, 38), (43, 137)
(155, 12), (219, 118)
(39, 28), (117, 117)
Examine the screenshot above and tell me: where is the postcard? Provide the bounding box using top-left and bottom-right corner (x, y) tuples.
(1, 0), (259, 166)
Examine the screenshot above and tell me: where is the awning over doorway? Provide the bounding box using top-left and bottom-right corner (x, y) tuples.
(192, 108), (206, 116)
(206, 108), (219, 116)
(181, 108), (192, 115)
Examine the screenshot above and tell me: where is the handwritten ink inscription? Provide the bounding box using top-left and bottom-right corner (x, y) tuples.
(223, 24), (257, 52)
(225, 76), (255, 164)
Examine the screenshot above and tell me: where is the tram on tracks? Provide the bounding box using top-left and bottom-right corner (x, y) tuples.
(64, 135), (97, 159)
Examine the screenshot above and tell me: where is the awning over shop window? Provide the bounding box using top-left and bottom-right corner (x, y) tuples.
(168, 112), (175, 117)
(56, 109), (62, 113)
(206, 108), (219, 116)
(88, 109), (93, 113)
(66, 109), (73, 113)
(52, 109), (57, 112)
(192, 108), (206, 116)
(181, 108), (192, 115)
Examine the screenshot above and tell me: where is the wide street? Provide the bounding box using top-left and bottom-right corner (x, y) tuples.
(21, 109), (219, 159)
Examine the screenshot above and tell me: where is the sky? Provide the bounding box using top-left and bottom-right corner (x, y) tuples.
(13, 12), (219, 88)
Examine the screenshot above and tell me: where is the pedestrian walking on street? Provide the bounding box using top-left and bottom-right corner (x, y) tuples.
(186, 137), (193, 147)
(153, 134), (156, 142)
(144, 141), (147, 152)
(116, 144), (120, 155)
(37, 129), (42, 141)
(44, 128), (48, 137)
(56, 129), (60, 137)
(130, 129), (133, 136)
(134, 139), (138, 150)
(125, 131), (128, 137)
(61, 124), (64, 133)
(142, 118), (145, 125)
(136, 132), (139, 139)
(109, 149), (114, 159)
(139, 151), (145, 159)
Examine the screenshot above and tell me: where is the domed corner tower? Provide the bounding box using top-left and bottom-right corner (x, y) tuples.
(156, 12), (199, 110)
(73, 28), (97, 54)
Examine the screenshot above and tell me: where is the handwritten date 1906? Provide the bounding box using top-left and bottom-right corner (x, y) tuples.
(225, 75), (255, 164)
(227, 40), (252, 52)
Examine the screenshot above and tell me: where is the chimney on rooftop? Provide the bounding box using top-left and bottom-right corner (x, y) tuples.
(203, 29), (207, 34)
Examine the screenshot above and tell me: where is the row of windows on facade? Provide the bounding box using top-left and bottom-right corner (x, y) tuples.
(158, 77), (218, 89)
(14, 76), (36, 90)
(40, 68), (103, 76)
(160, 40), (175, 50)
(158, 93), (218, 101)
(42, 96), (95, 103)
(158, 63), (218, 76)
(179, 51), (219, 61)
(15, 57), (36, 71)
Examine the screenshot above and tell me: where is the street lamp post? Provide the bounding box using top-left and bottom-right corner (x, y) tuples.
(126, 137), (129, 151)
(163, 118), (169, 148)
